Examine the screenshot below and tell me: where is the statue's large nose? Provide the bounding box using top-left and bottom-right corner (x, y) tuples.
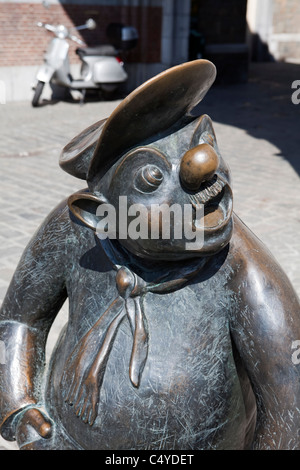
(179, 143), (219, 191)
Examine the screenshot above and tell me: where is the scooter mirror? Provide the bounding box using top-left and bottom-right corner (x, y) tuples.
(86, 18), (96, 30)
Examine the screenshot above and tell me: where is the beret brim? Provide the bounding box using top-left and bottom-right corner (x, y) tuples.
(60, 59), (216, 182)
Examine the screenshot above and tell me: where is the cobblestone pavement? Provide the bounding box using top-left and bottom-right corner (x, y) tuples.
(0, 62), (299, 450)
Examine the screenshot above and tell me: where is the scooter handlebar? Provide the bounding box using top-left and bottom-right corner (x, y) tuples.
(74, 18), (96, 31)
(36, 22), (57, 33)
(68, 34), (85, 46)
(36, 19), (92, 44)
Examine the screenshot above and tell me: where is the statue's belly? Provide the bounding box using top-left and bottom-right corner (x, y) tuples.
(46, 289), (247, 450)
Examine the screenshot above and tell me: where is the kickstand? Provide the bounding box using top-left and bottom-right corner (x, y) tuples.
(80, 90), (86, 106)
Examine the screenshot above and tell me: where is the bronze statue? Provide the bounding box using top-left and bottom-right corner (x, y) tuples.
(0, 60), (300, 450)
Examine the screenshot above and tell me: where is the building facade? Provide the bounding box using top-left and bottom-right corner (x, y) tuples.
(1, 0), (299, 101)
(247, 0), (300, 62)
(0, 0), (191, 101)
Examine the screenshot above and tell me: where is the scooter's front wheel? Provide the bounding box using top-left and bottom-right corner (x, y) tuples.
(32, 80), (45, 107)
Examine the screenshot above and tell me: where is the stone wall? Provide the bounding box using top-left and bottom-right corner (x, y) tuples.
(247, 0), (300, 62)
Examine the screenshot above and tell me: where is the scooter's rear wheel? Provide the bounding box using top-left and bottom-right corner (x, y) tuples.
(32, 80), (45, 107)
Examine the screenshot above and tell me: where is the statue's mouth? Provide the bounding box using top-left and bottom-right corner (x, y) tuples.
(189, 175), (233, 231)
(116, 174), (233, 261)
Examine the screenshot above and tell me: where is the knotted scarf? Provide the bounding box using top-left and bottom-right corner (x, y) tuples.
(63, 242), (206, 425)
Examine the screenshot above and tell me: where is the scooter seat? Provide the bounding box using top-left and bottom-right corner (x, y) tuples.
(76, 45), (117, 58)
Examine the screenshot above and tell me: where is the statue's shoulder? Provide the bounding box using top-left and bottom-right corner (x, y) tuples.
(31, 192), (94, 253)
(37, 198), (73, 240)
(230, 214), (275, 265)
(228, 213), (294, 294)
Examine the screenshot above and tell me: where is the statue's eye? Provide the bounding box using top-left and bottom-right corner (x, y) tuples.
(134, 165), (164, 193)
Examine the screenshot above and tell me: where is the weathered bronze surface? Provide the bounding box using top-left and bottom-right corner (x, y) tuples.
(1, 60), (300, 450)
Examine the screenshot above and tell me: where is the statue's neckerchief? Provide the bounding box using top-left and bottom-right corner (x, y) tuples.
(100, 238), (209, 383)
(64, 239), (208, 425)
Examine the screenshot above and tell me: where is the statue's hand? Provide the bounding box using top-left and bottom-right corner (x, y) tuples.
(16, 408), (52, 449)
(62, 342), (99, 425)
(72, 372), (99, 426)
(62, 336), (91, 406)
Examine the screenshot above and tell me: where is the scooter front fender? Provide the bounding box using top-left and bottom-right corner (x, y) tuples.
(36, 63), (55, 83)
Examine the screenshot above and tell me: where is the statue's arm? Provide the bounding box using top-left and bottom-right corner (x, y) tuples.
(0, 200), (70, 440)
(229, 217), (300, 449)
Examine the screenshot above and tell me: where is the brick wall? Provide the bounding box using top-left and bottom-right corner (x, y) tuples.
(272, 0), (300, 34)
(271, 0), (300, 60)
(247, 0), (300, 62)
(277, 41), (300, 58)
(0, 2), (162, 67)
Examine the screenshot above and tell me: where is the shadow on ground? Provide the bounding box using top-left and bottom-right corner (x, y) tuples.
(194, 62), (300, 175)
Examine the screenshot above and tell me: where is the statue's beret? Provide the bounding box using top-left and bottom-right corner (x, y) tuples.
(59, 59), (216, 183)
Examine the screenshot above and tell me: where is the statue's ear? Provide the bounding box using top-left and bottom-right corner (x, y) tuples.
(68, 190), (108, 231)
(191, 114), (217, 148)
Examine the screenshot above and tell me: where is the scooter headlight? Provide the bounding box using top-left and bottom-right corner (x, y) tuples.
(57, 24), (68, 39)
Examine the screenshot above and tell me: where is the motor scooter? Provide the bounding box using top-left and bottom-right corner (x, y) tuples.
(32, 19), (138, 106)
